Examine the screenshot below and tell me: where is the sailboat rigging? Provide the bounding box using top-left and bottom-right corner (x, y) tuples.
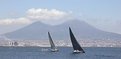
(48, 32), (58, 52)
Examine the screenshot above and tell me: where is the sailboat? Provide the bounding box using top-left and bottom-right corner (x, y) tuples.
(69, 27), (85, 53)
(48, 32), (59, 52)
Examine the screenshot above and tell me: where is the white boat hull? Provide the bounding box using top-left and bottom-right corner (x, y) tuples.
(73, 50), (84, 53)
(51, 49), (59, 52)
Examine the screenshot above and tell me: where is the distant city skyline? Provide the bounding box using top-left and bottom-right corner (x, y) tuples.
(0, 0), (121, 34)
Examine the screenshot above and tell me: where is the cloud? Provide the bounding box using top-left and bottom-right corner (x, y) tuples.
(27, 8), (71, 20)
(26, 8), (73, 25)
(0, 18), (31, 25)
(0, 8), (73, 25)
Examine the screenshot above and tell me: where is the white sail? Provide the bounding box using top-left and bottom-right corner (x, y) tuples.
(48, 32), (58, 52)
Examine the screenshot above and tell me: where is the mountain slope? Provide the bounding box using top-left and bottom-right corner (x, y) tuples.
(3, 20), (121, 40)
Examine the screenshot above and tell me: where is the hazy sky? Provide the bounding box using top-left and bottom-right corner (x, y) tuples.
(0, 0), (121, 34)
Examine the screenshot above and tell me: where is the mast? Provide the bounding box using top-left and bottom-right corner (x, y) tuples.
(69, 27), (85, 53)
(48, 32), (58, 52)
(48, 32), (55, 49)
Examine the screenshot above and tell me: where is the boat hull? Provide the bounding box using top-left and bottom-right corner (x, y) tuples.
(51, 49), (59, 52)
(73, 50), (84, 53)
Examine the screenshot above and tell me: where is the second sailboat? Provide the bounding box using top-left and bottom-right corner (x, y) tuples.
(48, 32), (59, 52)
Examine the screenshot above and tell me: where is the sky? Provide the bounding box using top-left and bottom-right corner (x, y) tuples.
(0, 0), (121, 34)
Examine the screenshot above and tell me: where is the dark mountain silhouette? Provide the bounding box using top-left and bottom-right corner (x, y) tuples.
(3, 20), (121, 40)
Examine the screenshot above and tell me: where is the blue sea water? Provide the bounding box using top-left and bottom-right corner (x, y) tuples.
(0, 47), (121, 59)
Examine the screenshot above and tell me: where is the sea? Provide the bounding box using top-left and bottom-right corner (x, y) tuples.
(0, 47), (120, 59)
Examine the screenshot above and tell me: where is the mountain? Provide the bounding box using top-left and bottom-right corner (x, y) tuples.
(2, 20), (121, 40)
